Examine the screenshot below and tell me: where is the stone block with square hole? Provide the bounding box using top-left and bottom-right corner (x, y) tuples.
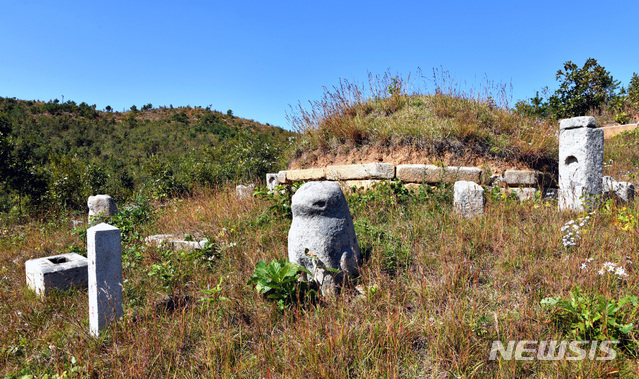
(25, 253), (88, 296)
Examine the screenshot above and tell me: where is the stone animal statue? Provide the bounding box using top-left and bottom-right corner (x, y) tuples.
(288, 181), (361, 293)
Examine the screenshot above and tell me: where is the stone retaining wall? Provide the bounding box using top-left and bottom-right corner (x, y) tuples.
(602, 123), (639, 139)
(269, 163), (557, 193)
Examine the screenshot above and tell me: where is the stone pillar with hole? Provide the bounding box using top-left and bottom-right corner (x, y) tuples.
(88, 223), (123, 336)
(558, 116), (604, 212)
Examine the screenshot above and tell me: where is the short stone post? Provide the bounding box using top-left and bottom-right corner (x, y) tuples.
(88, 195), (118, 223)
(266, 173), (279, 190)
(558, 116), (604, 212)
(454, 181), (484, 218)
(88, 223), (123, 336)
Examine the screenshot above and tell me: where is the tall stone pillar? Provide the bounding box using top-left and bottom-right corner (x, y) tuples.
(558, 116), (604, 212)
(88, 223), (123, 336)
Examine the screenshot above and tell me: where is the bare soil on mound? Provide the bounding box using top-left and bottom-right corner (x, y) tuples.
(289, 144), (554, 175)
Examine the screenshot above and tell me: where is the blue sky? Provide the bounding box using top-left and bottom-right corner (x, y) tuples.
(2, 1), (638, 130)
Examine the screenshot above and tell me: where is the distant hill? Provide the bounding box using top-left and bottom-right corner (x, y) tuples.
(0, 97), (294, 215)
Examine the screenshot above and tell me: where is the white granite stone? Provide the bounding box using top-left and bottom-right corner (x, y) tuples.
(558, 117), (604, 212)
(236, 184), (255, 200)
(88, 223), (123, 336)
(88, 195), (118, 223)
(288, 182), (361, 294)
(454, 181), (484, 218)
(25, 253), (88, 296)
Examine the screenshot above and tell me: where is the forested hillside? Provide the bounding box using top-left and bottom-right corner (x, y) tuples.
(0, 97), (293, 216)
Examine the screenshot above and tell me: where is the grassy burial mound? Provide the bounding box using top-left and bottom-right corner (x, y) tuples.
(287, 72), (559, 175)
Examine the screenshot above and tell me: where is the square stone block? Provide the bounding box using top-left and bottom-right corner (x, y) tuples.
(25, 253), (88, 296)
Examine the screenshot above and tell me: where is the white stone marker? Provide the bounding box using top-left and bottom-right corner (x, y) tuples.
(266, 173), (279, 190)
(454, 181), (484, 218)
(25, 253), (88, 296)
(235, 184), (255, 200)
(88, 223), (123, 337)
(558, 116), (604, 212)
(88, 195), (118, 223)
(603, 176), (635, 203)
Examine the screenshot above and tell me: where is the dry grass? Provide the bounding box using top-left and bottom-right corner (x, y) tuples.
(603, 128), (639, 183)
(1, 175), (639, 377)
(287, 70), (558, 173)
(3, 80), (639, 377)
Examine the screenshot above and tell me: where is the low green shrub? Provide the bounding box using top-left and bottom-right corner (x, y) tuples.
(89, 193), (153, 244)
(354, 218), (411, 274)
(615, 112), (631, 125)
(248, 258), (317, 310)
(541, 286), (639, 354)
(253, 182), (303, 220)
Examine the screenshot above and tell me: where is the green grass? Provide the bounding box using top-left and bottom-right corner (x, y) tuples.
(604, 127), (639, 182)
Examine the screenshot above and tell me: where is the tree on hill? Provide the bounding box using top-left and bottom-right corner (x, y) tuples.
(0, 113), (11, 179)
(548, 58), (619, 118)
(516, 58), (620, 119)
(628, 73), (639, 108)
(0, 96), (293, 215)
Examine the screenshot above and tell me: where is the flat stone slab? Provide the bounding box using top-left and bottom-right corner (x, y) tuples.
(169, 240), (209, 251)
(559, 116), (597, 130)
(602, 123), (639, 139)
(145, 234), (208, 252)
(503, 170), (538, 186)
(396, 164), (481, 183)
(286, 168), (326, 182)
(509, 187), (539, 201)
(145, 234), (175, 244)
(25, 253), (88, 296)
(325, 163), (395, 180)
(503, 170), (556, 187)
